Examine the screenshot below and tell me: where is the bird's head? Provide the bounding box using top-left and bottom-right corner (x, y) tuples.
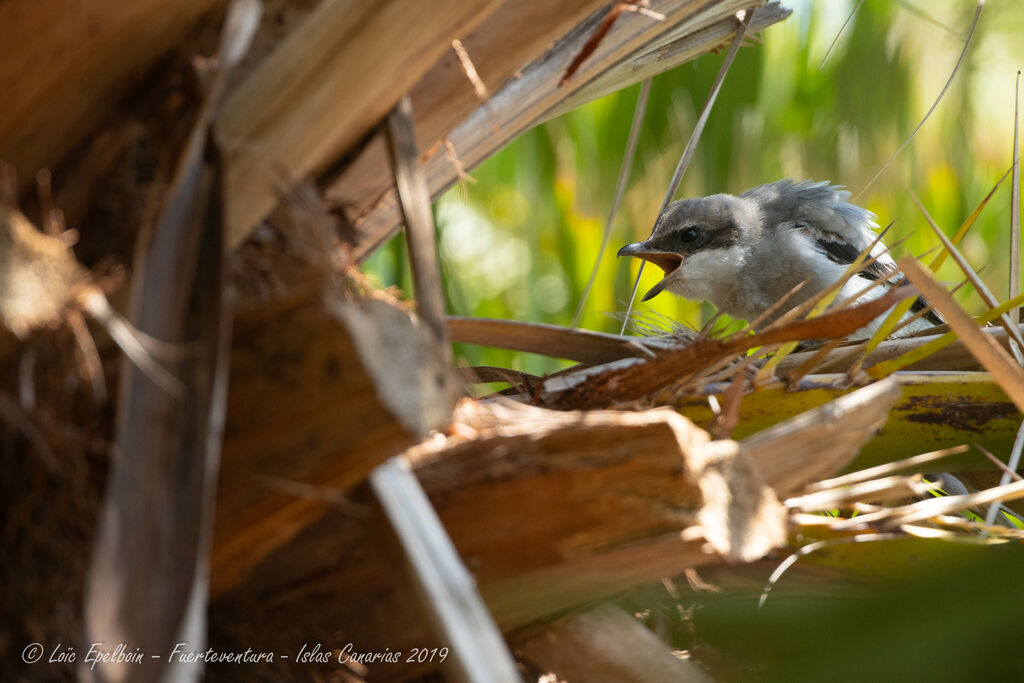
(617, 194), (752, 303)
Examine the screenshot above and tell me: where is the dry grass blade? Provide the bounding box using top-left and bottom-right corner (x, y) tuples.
(984, 419), (1024, 526)
(908, 187), (1024, 357)
(573, 78), (651, 328)
(808, 445), (970, 492)
(834, 478), (1024, 530)
(1012, 71), (1021, 325)
(866, 289), (1024, 378)
(786, 475), (935, 511)
(621, 11), (751, 333)
(819, 0), (864, 68)
(899, 257), (1024, 412)
(855, 0), (984, 198)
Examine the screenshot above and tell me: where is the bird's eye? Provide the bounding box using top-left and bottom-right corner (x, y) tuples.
(680, 227), (702, 243)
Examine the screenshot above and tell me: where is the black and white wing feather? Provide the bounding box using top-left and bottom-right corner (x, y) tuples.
(744, 179), (943, 326)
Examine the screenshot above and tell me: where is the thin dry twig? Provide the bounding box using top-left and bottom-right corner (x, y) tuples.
(787, 475), (936, 512)
(452, 38), (489, 103)
(984, 419), (1024, 525)
(819, 0), (864, 69)
(975, 444), (1024, 482)
(1011, 70), (1021, 325)
(832, 478), (1024, 530)
(906, 189), (1024, 358)
(855, 0), (984, 198)
(573, 78), (652, 328)
(809, 445), (970, 491)
(759, 533), (905, 607)
(900, 257), (1024, 413)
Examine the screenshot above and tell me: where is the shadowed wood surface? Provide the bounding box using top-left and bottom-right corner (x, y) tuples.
(212, 292), (458, 597)
(210, 401), (787, 679)
(0, 0), (227, 193)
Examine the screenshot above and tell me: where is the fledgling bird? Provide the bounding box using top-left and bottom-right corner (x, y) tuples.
(617, 179), (942, 338)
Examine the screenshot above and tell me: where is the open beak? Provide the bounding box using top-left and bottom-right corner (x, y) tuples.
(616, 241), (683, 301)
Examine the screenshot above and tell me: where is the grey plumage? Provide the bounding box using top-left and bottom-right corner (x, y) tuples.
(618, 179), (940, 338)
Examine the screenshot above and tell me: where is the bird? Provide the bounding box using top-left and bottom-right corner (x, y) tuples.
(617, 179), (942, 338)
(616, 180), (982, 505)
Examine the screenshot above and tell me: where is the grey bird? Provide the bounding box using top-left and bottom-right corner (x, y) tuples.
(617, 179), (942, 337)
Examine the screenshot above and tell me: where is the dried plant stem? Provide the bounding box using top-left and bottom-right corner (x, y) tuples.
(573, 78), (651, 328)
(984, 418), (1024, 526)
(907, 188), (1024, 358)
(899, 257), (1024, 413)
(1011, 71), (1021, 325)
(856, 0), (984, 199)
(819, 0), (863, 69)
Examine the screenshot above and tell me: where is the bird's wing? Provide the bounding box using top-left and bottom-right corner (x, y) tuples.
(743, 179), (942, 326)
(743, 179), (896, 272)
(742, 179), (879, 248)
(805, 230), (898, 282)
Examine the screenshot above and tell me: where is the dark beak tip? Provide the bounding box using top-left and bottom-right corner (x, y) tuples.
(617, 242), (642, 258)
(640, 278), (670, 302)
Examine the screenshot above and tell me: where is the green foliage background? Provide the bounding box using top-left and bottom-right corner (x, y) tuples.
(365, 0), (1024, 378)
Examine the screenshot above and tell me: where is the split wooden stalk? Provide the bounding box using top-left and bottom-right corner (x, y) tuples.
(220, 0), (504, 247)
(83, 5), (263, 682)
(672, 373), (1018, 473)
(370, 458), (521, 683)
(386, 96), (449, 344)
(332, 1), (792, 261)
(373, 93), (519, 681)
(740, 379), (902, 496)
